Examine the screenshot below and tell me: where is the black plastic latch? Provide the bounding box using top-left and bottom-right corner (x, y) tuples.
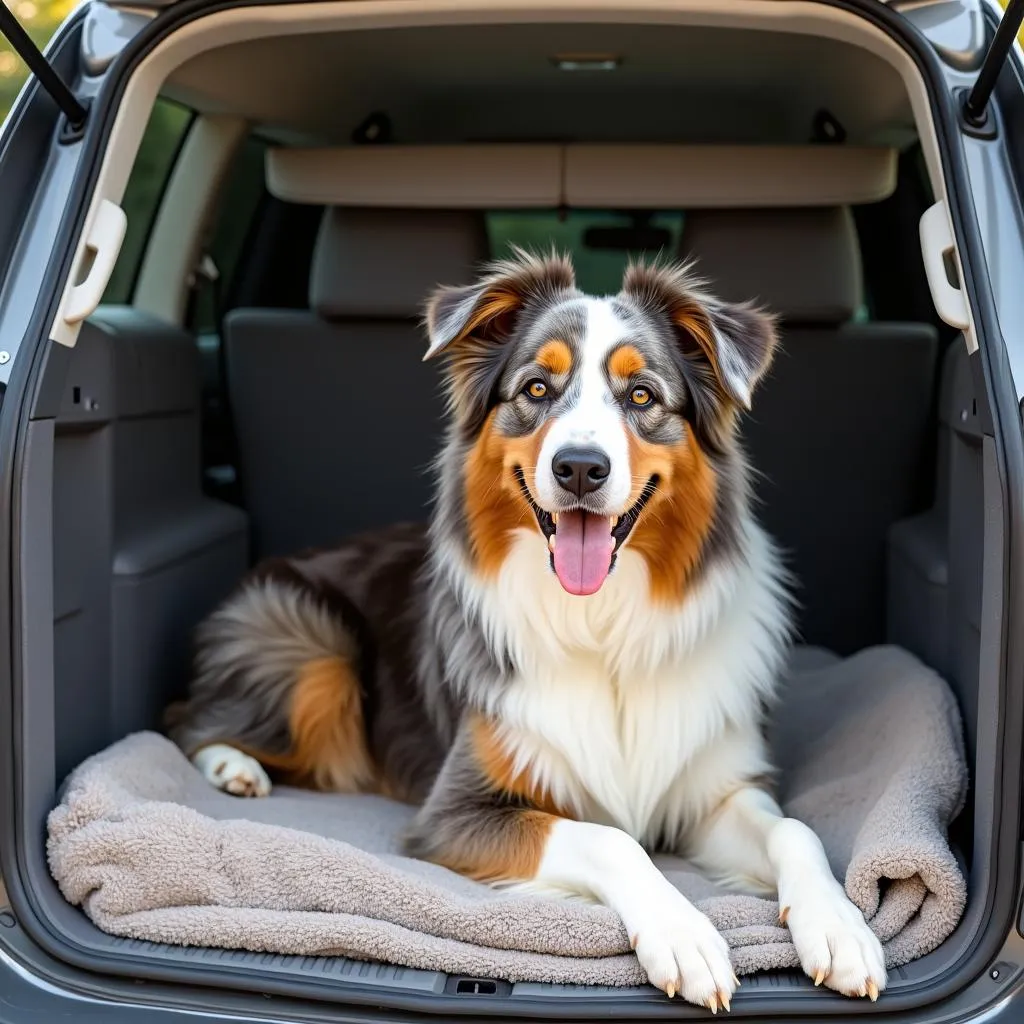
(968, 349), (996, 438)
(444, 976), (513, 996)
(811, 109), (847, 145)
(352, 111), (392, 145)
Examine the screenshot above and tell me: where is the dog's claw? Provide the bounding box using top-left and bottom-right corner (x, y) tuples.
(708, 995), (719, 1014)
(732, 972), (741, 987)
(630, 933), (638, 951)
(719, 990), (731, 1013)
(866, 981), (879, 1002)
(665, 984), (676, 999)
(814, 969), (827, 987)
(778, 905), (790, 926)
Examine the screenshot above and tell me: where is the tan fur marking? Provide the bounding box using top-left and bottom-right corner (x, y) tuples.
(671, 305), (744, 444)
(464, 412), (550, 577)
(627, 424), (717, 604)
(286, 656), (375, 791)
(428, 807), (556, 884)
(460, 289), (520, 343)
(211, 657), (376, 793)
(443, 290), (519, 414)
(535, 339), (572, 376)
(607, 344), (646, 379)
(470, 715), (571, 817)
(673, 306), (729, 392)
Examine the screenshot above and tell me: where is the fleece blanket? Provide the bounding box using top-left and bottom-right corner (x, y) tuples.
(47, 645), (968, 985)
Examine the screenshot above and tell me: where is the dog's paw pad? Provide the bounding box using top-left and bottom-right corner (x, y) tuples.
(785, 885), (886, 1000)
(630, 894), (736, 1010)
(194, 744), (272, 798)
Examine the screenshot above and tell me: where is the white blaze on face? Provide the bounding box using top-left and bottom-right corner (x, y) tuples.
(535, 299), (635, 597)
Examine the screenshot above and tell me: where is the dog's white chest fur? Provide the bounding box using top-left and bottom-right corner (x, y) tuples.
(470, 526), (790, 846)
(499, 649), (738, 843)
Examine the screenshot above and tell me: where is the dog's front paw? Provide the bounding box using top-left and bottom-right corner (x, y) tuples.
(782, 882), (886, 999)
(193, 743), (272, 798)
(630, 889), (737, 1011)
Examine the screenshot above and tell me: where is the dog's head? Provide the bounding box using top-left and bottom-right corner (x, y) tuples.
(424, 249), (777, 601)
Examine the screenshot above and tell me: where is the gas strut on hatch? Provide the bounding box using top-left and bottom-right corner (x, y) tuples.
(963, 0), (1024, 129)
(0, 3), (87, 132)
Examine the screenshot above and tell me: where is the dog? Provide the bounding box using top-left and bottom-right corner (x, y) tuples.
(166, 251), (886, 1009)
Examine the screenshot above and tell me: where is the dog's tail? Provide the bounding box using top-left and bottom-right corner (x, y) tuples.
(165, 566), (375, 792)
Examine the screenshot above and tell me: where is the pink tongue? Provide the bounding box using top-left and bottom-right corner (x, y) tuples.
(552, 510), (616, 596)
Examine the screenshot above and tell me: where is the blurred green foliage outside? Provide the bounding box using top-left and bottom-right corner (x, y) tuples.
(0, 2), (196, 303)
(487, 212), (684, 295)
(103, 99), (192, 302)
(0, 0), (76, 121)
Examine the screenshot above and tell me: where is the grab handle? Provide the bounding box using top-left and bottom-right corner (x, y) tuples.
(919, 200), (970, 332)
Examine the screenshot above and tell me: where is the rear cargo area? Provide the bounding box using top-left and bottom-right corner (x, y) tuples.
(3, 4), (1013, 1017)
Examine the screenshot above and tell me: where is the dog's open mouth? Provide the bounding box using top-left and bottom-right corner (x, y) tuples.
(514, 468), (658, 596)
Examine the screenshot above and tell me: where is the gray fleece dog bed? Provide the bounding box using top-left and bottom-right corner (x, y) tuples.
(47, 645), (968, 985)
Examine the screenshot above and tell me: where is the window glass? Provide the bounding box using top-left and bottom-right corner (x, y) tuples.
(190, 134), (268, 333)
(486, 211), (685, 294)
(103, 99), (193, 304)
(491, 209), (875, 325)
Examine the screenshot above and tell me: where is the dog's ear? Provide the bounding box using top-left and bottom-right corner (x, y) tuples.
(423, 250), (575, 436)
(423, 280), (519, 361)
(620, 261), (778, 411)
(423, 248), (575, 361)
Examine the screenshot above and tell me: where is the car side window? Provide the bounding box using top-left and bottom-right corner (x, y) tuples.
(189, 134), (268, 334)
(102, 99), (194, 304)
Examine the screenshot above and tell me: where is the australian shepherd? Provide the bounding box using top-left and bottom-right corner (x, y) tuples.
(167, 252), (885, 1009)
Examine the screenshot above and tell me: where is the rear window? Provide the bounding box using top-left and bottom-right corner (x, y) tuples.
(486, 211), (685, 294)
(190, 134), (269, 333)
(489, 209), (875, 323)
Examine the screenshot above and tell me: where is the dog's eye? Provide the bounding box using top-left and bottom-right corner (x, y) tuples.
(630, 387), (653, 407)
(525, 380), (548, 400)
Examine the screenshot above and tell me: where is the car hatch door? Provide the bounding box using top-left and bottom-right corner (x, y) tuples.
(0, 4), (142, 388)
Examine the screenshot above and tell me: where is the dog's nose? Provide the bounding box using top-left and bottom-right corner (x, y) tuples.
(552, 446), (611, 498)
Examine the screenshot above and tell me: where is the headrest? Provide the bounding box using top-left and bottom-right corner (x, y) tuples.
(680, 207), (863, 323)
(310, 208), (489, 320)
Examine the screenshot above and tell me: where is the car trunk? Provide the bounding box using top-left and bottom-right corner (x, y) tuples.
(2, 2), (1019, 1019)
